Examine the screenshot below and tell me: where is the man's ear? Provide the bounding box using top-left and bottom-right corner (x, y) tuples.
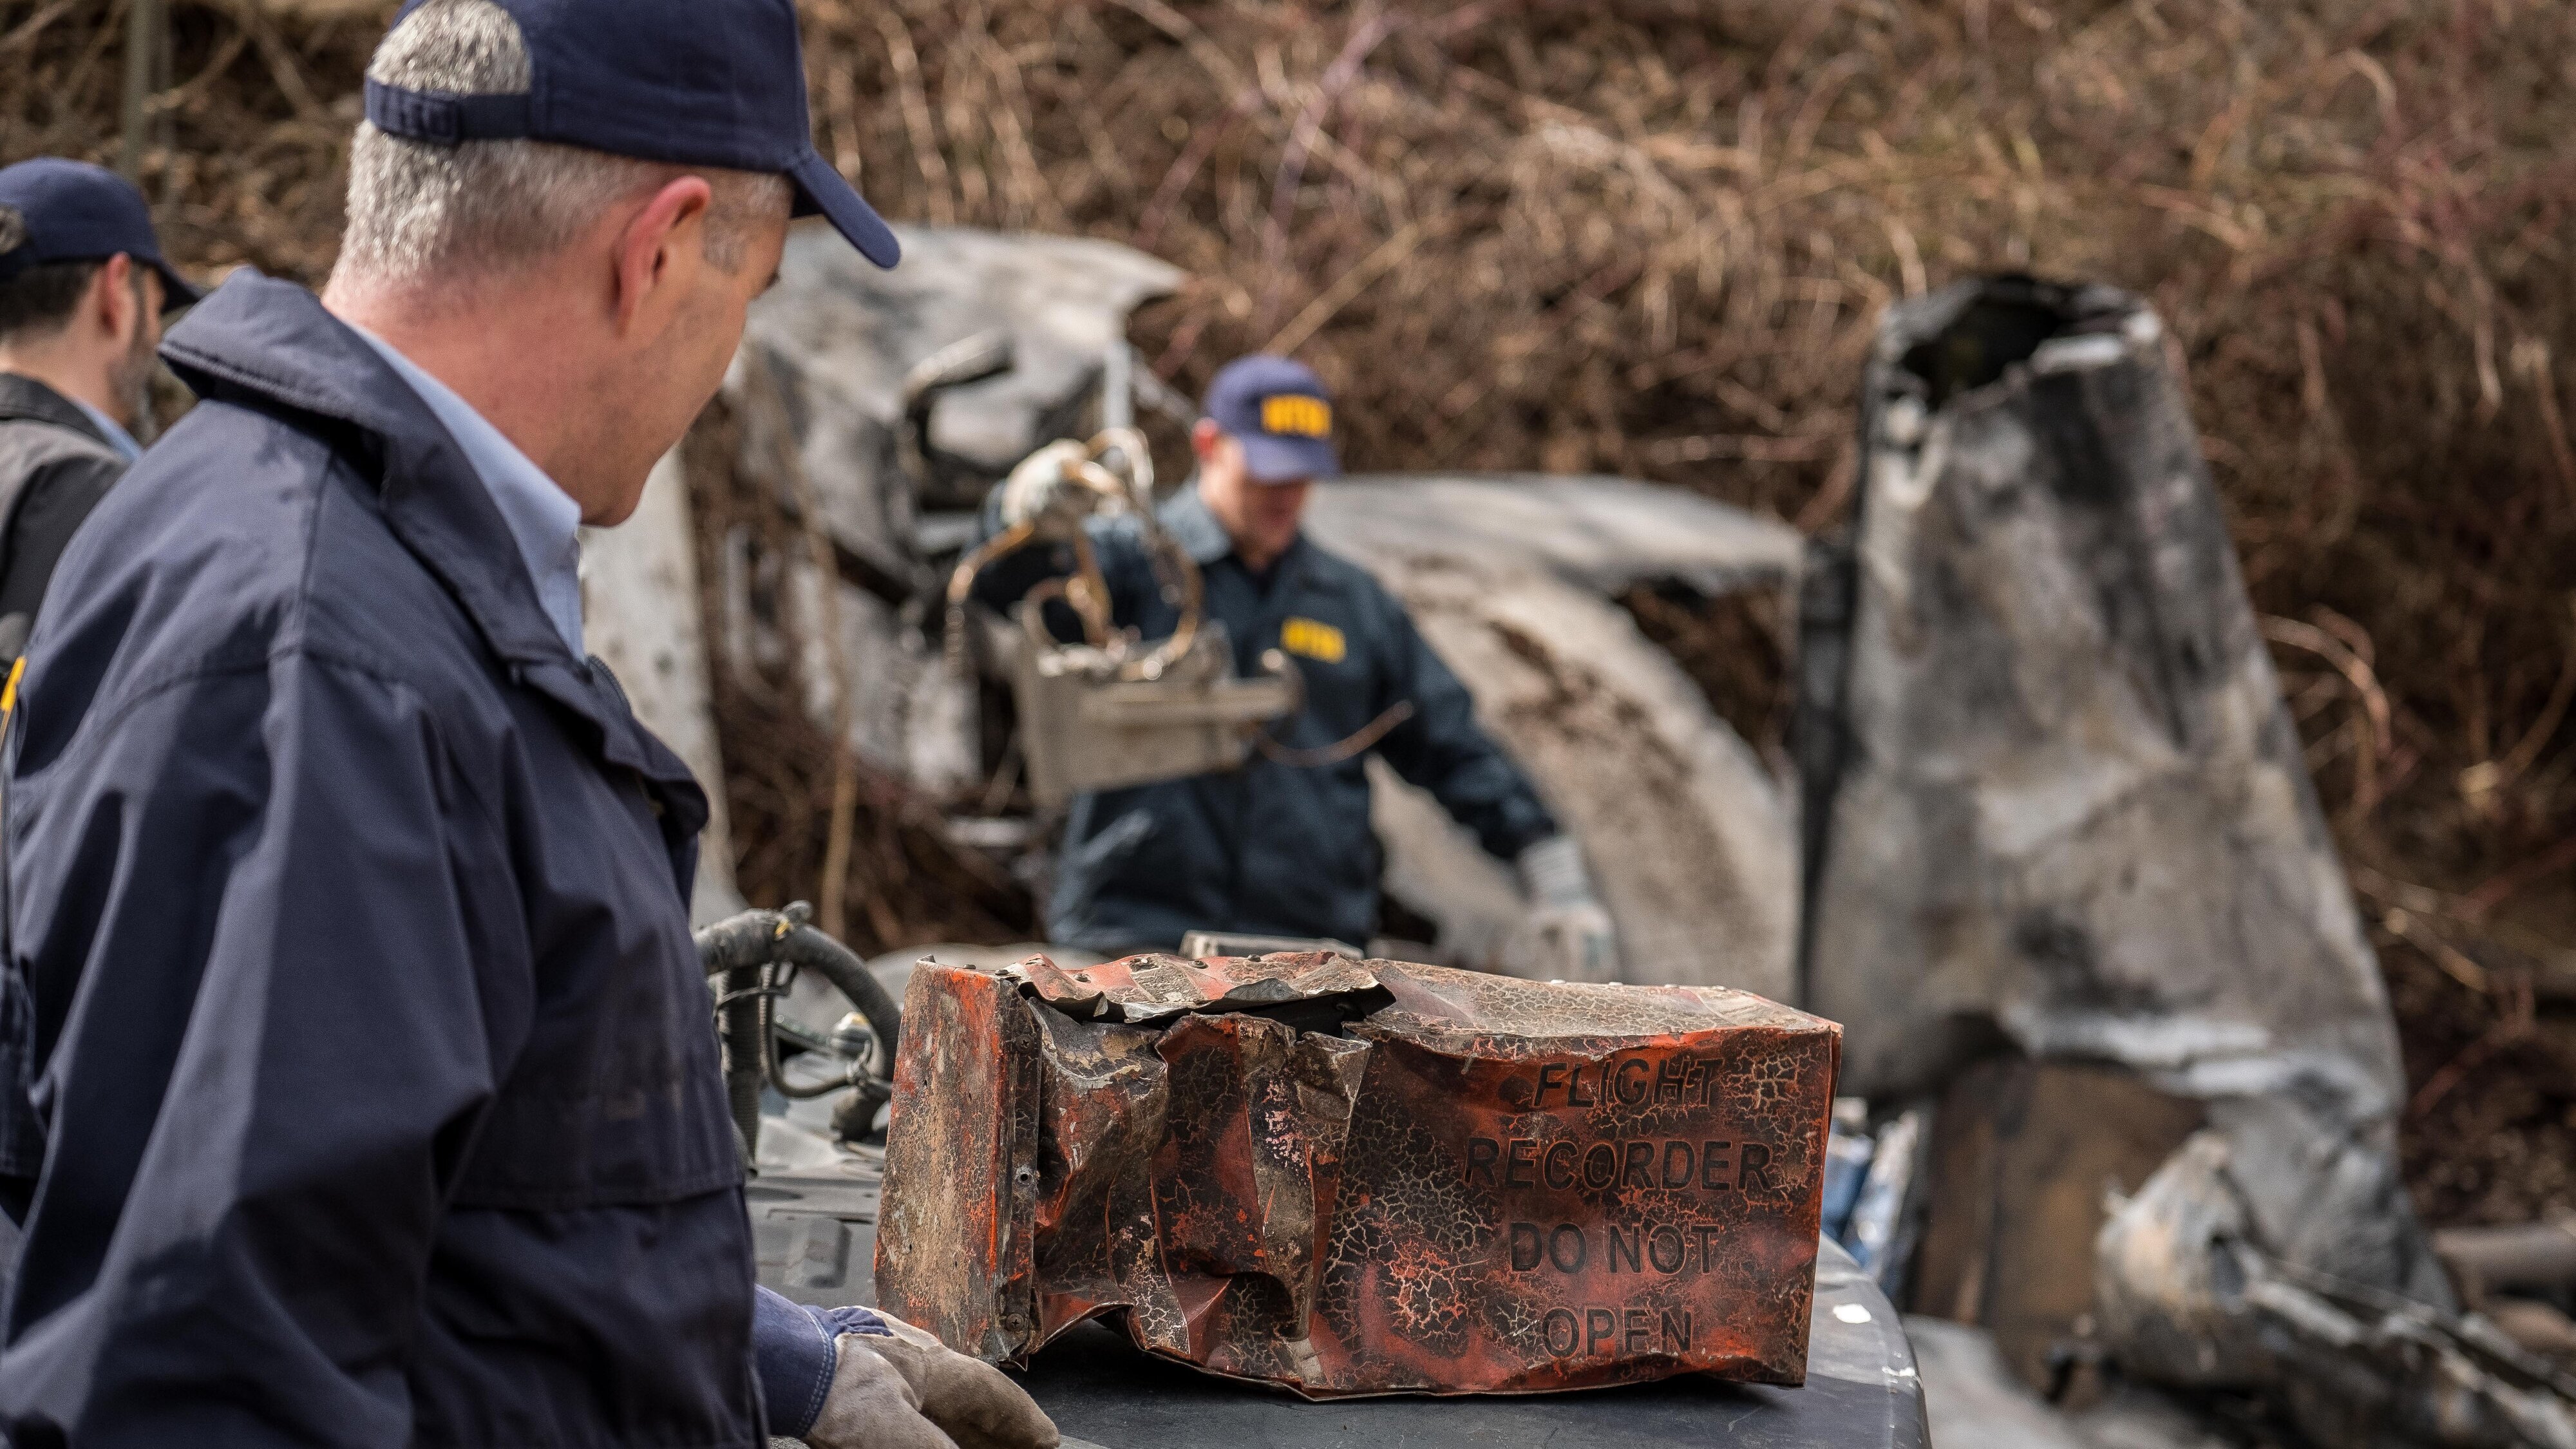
(1190, 417), (1223, 462)
(611, 176), (715, 334)
(93, 254), (138, 346)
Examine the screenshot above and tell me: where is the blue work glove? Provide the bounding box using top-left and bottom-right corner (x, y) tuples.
(757, 1287), (891, 1437)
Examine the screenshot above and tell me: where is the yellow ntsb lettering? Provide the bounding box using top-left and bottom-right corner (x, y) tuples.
(1260, 395), (1332, 439)
(1281, 617), (1348, 664)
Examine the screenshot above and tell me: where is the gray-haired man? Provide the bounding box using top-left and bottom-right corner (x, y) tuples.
(0, 1), (1051, 1446)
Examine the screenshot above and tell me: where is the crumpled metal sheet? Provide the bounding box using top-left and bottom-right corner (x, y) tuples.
(1799, 276), (2450, 1314)
(1804, 275), (2407, 1118)
(1014, 949), (1386, 1023)
(2098, 1134), (2576, 1448)
(876, 952), (1841, 1397)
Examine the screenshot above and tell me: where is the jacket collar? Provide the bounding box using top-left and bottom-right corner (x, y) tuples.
(1158, 480), (1317, 584)
(0, 373), (114, 451)
(156, 272), (708, 837)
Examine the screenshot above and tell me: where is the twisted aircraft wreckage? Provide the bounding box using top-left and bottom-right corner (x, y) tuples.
(578, 226), (2576, 1448)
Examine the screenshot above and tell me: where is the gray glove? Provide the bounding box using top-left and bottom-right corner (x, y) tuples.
(1517, 835), (1621, 981)
(802, 1312), (1059, 1449)
(996, 440), (1101, 540)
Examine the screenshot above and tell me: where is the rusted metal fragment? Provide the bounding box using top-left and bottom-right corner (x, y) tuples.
(1013, 953), (1108, 1018)
(875, 965), (1044, 1359)
(1010, 950), (1383, 1023)
(878, 952), (1841, 1397)
(1022, 1005), (1178, 1349)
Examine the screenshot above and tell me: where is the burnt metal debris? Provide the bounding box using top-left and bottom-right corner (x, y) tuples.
(1792, 275), (2576, 1444)
(2099, 1135), (2576, 1449)
(874, 951), (1841, 1397)
(1797, 276), (2449, 1309)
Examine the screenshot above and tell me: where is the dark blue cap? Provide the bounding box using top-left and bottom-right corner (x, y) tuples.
(0, 158), (200, 310)
(1203, 354), (1339, 484)
(366, 0), (898, 269)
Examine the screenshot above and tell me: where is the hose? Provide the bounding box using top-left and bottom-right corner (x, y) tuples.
(696, 904), (904, 1164)
(1253, 699), (1417, 768)
(1126, 524), (1202, 683)
(945, 520), (1037, 673)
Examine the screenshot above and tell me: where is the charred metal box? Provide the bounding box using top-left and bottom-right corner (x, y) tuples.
(874, 952), (1841, 1397)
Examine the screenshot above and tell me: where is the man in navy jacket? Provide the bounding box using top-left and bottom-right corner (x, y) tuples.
(0, 1), (1052, 1446)
(0, 158), (201, 660)
(979, 355), (1621, 978)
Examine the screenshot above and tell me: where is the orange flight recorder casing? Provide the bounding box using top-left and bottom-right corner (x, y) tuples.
(874, 952), (1841, 1397)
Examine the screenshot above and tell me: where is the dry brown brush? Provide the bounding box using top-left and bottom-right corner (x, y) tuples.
(5, 0), (2576, 1221)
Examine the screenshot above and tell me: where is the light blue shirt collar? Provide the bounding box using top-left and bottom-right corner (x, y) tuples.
(68, 396), (142, 463)
(1159, 481), (1234, 567)
(345, 323), (586, 657)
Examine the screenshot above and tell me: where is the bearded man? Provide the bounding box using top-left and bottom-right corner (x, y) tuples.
(0, 159), (196, 659)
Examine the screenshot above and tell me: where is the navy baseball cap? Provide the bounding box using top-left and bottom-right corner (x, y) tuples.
(1204, 355), (1340, 483)
(0, 158), (200, 310)
(366, 0), (898, 269)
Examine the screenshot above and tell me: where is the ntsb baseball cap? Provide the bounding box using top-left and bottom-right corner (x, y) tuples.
(0, 158), (200, 308)
(1202, 354), (1340, 484)
(365, 0), (899, 269)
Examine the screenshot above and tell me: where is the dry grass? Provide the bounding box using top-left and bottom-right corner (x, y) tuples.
(6, 0), (2576, 1218)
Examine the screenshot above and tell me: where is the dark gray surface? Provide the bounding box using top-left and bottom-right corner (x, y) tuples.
(1018, 1331), (1920, 1448)
(746, 1150), (1926, 1449)
(747, 1166), (882, 1307)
